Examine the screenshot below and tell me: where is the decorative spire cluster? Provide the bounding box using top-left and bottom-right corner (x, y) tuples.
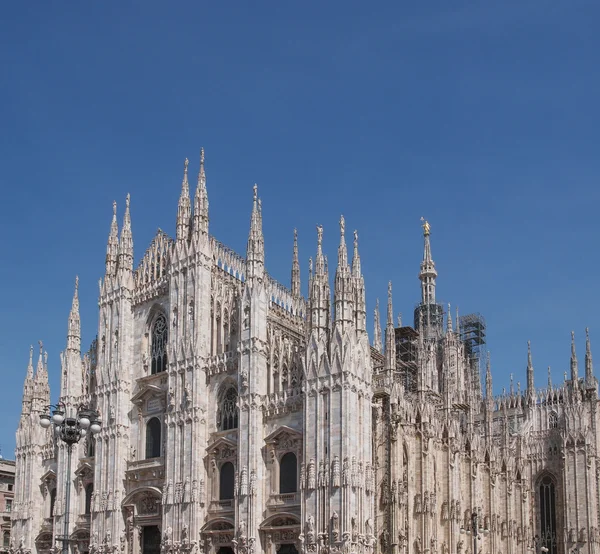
(308, 225), (331, 336)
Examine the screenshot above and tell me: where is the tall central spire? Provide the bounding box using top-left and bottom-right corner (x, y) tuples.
(419, 218), (437, 305)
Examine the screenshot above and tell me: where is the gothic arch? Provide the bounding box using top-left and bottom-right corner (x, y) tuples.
(534, 471), (560, 554)
(216, 382), (239, 431)
(122, 486), (163, 507)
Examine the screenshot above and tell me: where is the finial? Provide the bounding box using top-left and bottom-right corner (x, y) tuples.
(587, 327), (590, 341)
(339, 215), (345, 237)
(294, 228), (298, 241)
(184, 158), (189, 174)
(29, 345), (33, 364)
(388, 281), (392, 296)
(548, 366), (552, 387)
(75, 275), (79, 292)
(126, 193), (130, 209)
(317, 225), (323, 246)
(253, 184), (258, 201)
(420, 216), (431, 236)
(112, 200), (117, 216)
(200, 147), (205, 165)
(309, 257), (313, 274)
(38, 340), (43, 355)
(397, 313), (402, 327)
(353, 229), (358, 248)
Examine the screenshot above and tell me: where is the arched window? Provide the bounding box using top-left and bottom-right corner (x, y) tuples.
(218, 387), (238, 431)
(3, 531), (9, 548)
(87, 437), (95, 458)
(219, 462), (235, 500)
(151, 315), (168, 374)
(549, 411), (558, 429)
(50, 488), (56, 517)
(279, 452), (298, 493)
(85, 483), (94, 515)
(539, 475), (557, 554)
(145, 418), (162, 459)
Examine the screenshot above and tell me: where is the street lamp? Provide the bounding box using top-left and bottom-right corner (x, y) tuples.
(460, 510), (489, 554)
(40, 403), (102, 554)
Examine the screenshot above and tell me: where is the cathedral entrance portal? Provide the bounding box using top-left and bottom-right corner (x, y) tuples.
(142, 526), (161, 554)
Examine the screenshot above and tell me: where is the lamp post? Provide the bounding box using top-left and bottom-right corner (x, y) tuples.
(40, 403), (102, 554)
(460, 510), (489, 554)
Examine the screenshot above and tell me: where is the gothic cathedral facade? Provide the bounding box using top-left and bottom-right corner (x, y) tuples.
(10, 152), (600, 554)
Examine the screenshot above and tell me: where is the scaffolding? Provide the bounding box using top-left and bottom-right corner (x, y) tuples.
(413, 302), (444, 338)
(459, 313), (487, 392)
(395, 326), (419, 393)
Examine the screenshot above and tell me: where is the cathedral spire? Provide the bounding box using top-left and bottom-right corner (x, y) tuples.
(193, 147), (209, 238)
(308, 225), (331, 336)
(455, 306), (460, 336)
(67, 276), (81, 353)
(118, 194), (134, 273)
(547, 366), (552, 389)
(334, 216), (354, 328)
(485, 352), (493, 399)
(246, 185), (265, 282)
(21, 345), (34, 414)
(291, 229), (301, 297)
(446, 303), (453, 333)
(373, 299), (383, 353)
(526, 340), (535, 396)
(419, 218), (437, 305)
(385, 282), (396, 370)
(105, 201), (119, 276)
(570, 331), (579, 384)
(176, 158), (192, 242)
(585, 327), (594, 386)
(352, 229), (361, 277)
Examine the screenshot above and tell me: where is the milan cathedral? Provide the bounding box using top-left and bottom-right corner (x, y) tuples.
(10, 151), (599, 554)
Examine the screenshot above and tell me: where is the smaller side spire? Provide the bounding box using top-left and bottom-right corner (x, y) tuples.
(193, 148), (210, 238)
(118, 194), (134, 273)
(105, 201), (119, 276)
(21, 345), (35, 414)
(67, 276), (81, 352)
(485, 352), (493, 399)
(246, 184), (265, 283)
(291, 229), (300, 297)
(585, 327), (594, 386)
(373, 299), (383, 353)
(547, 366), (552, 389)
(352, 229), (361, 277)
(385, 282), (396, 370)
(526, 340), (535, 396)
(446, 303), (453, 333)
(176, 158), (192, 242)
(455, 306), (460, 336)
(570, 330), (579, 385)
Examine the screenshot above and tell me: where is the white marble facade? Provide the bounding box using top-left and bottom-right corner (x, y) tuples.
(11, 152), (600, 554)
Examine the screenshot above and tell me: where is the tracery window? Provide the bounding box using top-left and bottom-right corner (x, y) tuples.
(151, 315), (168, 374)
(145, 417), (162, 459)
(218, 387), (238, 431)
(539, 476), (557, 554)
(85, 483), (93, 515)
(279, 452), (298, 493)
(219, 462), (235, 500)
(548, 411), (558, 429)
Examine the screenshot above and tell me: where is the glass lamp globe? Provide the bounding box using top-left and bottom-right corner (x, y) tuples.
(40, 415), (52, 428)
(90, 422), (102, 434)
(52, 411), (65, 425)
(80, 428), (87, 438)
(79, 416), (91, 429)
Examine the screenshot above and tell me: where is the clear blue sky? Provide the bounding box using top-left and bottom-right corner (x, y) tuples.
(1, 1), (598, 457)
